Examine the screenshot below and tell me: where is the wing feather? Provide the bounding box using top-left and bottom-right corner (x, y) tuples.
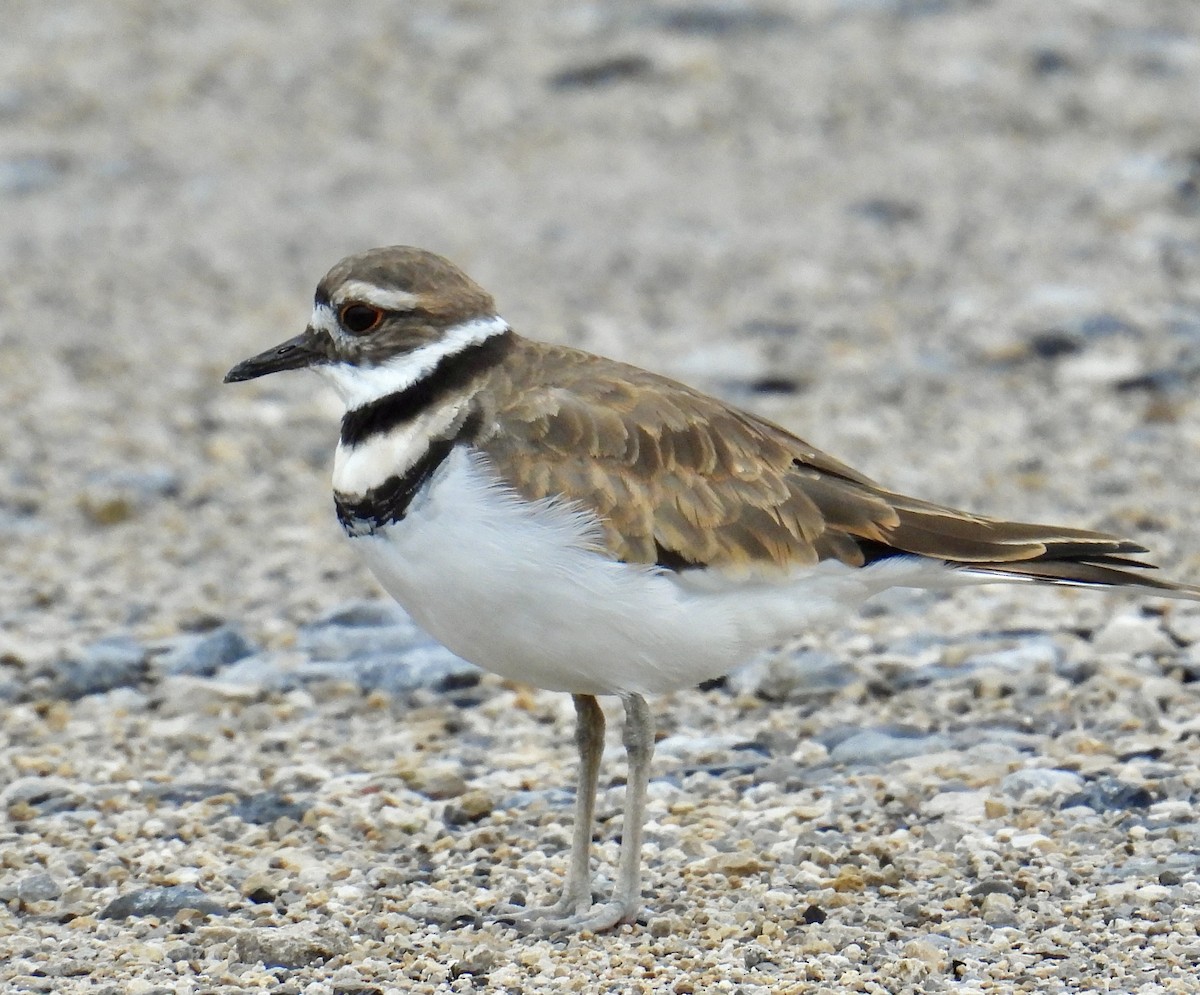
(464, 339), (1195, 595)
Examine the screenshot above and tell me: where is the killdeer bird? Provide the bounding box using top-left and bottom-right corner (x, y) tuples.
(225, 246), (1199, 933)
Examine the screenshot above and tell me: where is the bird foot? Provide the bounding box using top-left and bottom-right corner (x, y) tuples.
(491, 896), (641, 935)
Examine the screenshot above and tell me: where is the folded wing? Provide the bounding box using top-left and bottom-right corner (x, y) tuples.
(471, 343), (1199, 598)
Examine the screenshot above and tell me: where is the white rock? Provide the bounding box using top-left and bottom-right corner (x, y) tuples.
(1000, 768), (1084, 800)
(1008, 833), (1055, 852)
(921, 789), (988, 821)
(1090, 613), (1176, 656)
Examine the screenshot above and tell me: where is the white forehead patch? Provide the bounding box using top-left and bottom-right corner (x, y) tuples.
(310, 302), (338, 337)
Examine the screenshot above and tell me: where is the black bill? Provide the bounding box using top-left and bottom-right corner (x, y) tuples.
(223, 330), (325, 383)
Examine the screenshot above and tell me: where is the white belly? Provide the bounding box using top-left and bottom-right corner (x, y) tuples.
(345, 448), (945, 695)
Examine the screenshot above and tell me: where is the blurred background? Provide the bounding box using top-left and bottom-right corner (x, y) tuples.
(3, 0), (1199, 653)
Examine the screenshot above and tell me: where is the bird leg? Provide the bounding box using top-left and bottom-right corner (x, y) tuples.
(592, 691), (653, 928)
(495, 693), (605, 924)
(554, 692), (607, 915)
(498, 693), (654, 933)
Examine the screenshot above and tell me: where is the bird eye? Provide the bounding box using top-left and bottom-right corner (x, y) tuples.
(339, 303), (384, 334)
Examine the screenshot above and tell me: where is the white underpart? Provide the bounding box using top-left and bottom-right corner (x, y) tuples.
(311, 312), (510, 410)
(350, 447), (968, 696)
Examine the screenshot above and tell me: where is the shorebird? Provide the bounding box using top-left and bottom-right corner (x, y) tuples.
(225, 245), (1199, 932)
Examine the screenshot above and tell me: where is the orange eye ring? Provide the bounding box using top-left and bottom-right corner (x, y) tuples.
(339, 303), (384, 334)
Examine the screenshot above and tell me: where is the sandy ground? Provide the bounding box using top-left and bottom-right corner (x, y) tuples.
(3, 1), (1200, 992)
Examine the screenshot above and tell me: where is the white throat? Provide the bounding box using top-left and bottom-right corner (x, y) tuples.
(314, 314), (510, 411)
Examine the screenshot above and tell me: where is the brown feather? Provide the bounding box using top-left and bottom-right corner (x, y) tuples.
(463, 336), (1198, 596)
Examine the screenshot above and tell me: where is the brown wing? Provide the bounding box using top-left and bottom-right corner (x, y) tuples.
(469, 340), (1194, 594)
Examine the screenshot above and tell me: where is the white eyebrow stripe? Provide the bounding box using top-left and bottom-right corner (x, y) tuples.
(335, 282), (421, 312)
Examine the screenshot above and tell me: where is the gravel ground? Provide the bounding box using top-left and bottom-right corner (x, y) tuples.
(4, 1), (1200, 992)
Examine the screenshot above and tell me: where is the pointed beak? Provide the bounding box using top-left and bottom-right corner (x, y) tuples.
(224, 330), (325, 383)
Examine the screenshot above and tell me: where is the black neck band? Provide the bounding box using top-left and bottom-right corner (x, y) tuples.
(339, 329), (514, 448)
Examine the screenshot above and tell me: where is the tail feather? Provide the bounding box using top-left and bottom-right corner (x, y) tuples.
(956, 558), (1200, 600)
(870, 498), (1200, 599)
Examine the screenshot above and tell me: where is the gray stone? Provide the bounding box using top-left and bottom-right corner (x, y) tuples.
(497, 787), (575, 811)
(229, 792), (309, 825)
(233, 923), (351, 969)
(0, 153), (69, 195)
(100, 886), (226, 919)
(18, 871), (62, 902)
(159, 626), (255, 677)
(860, 588), (942, 618)
(884, 664), (964, 692)
(310, 599), (408, 628)
(77, 465), (182, 525)
(981, 891), (1019, 926)
(828, 729), (947, 765)
(1164, 612), (1200, 647)
(103, 465), (180, 500)
(1000, 768), (1085, 800)
(0, 87), (30, 118)
(968, 637), (1063, 672)
(0, 501), (44, 537)
(0, 871), (62, 903)
(1090, 613), (1176, 656)
(208, 639), (479, 694)
(656, 733), (752, 761)
(1180, 642), (1200, 679)
(296, 648), (479, 695)
(653, 6), (793, 36)
(728, 650), (850, 701)
(1, 775), (83, 811)
(297, 621), (427, 662)
(147, 782), (238, 805)
(448, 947), (496, 981)
(52, 636), (147, 699)
(215, 653), (296, 689)
(290, 602), (484, 692)
(1061, 778), (1154, 812)
(546, 54), (654, 91)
